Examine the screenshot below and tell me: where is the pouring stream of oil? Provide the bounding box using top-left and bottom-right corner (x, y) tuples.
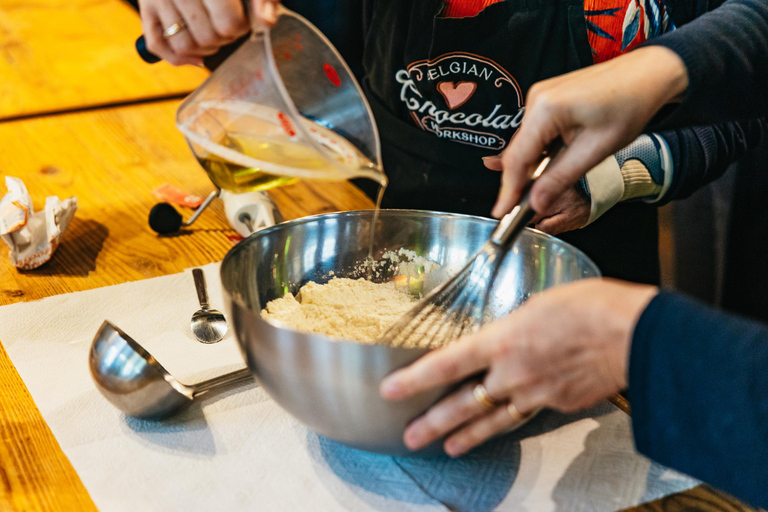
(196, 131), (388, 261)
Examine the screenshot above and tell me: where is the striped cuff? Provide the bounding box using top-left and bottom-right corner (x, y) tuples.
(581, 133), (674, 226)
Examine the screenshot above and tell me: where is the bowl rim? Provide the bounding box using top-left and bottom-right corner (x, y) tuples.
(220, 208), (601, 344)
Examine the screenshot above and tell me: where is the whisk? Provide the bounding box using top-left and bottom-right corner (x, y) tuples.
(378, 141), (563, 349)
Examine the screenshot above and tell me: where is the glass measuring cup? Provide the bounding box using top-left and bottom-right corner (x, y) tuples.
(176, 7), (386, 193)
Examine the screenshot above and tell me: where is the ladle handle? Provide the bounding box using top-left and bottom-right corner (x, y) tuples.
(191, 368), (255, 398)
(490, 139), (565, 248)
(193, 268), (210, 309)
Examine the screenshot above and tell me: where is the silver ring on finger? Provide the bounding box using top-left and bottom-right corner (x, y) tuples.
(163, 20), (187, 39)
(473, 383), (500, 411)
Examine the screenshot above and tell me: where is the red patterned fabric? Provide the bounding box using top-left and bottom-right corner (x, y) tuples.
(442, 0), (505, 18)
(584, 0), (672, 63)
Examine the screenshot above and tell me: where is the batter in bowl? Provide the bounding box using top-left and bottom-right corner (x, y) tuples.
(261, 277), (417, 344)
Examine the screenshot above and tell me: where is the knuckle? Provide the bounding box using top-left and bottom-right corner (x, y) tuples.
(433, 358), (460, 380)
(145, 36), (163, 56)
(195, 32), (218, 47)
(488, 335), (513, 360)
(416, 417), (442, 440)
(170, 37), (195, 53)
(527, 83), (544, 102)
(214, 15), (247, 37)
(458, 395), (481, 416)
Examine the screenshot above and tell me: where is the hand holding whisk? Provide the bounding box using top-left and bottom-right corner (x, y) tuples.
(378, 140), (565, 349)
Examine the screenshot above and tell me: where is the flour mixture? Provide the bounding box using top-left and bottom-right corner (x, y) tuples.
(261, 278), (418, 343)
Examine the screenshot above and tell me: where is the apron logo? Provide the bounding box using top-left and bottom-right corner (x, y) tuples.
(396, 52), (524, 150)
(437, 81), (477, 109)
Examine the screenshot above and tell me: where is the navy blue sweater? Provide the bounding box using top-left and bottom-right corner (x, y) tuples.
(652, 0), (768, 125)
(628, 1), (768, 507)
(631, 292), (768, 508)
(648, 0), (768, 202)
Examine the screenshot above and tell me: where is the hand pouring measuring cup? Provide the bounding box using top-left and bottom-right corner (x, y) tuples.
(175, 7), (387, 193)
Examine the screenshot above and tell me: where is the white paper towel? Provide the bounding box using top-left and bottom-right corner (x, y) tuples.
(0, 264), (699, 511)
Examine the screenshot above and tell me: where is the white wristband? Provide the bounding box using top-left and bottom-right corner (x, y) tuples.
(584, 156), (624, 225)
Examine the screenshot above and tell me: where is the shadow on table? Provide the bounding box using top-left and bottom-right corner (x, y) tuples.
(19, 218), (108, 276)
(121, 380), (261, 457)
(309, 405), (609, 511)
(122, 404), (216, 457)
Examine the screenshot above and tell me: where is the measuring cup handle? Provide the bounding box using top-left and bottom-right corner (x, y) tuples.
(135, 35), (161, 64)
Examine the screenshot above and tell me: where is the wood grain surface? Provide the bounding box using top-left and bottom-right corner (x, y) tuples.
(0, 98), (372, 510)
(0, 0), (207, 120)
(0, 99), (373, 305)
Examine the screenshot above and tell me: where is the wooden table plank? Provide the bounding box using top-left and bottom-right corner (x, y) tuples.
(0, 341), (97, 512)
(0, 99), (374, 304)
(623, 485), (759, 512)
(0, 0), (208, 120)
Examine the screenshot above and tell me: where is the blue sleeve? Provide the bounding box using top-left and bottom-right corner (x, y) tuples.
(630, 291), (768, 509)
(647, 0), (768, 125)
(656, 118), (767, 203)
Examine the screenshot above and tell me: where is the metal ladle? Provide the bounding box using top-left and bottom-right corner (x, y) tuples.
(89, 321), (254, 420)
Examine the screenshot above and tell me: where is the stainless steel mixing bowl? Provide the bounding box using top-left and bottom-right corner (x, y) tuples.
(220, 210), (599, 455)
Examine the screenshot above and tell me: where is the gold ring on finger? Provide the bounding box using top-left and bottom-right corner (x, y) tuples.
(163, 21), (187, 39)
(507, 402), (527, 422)
(473, 383), (499, 411)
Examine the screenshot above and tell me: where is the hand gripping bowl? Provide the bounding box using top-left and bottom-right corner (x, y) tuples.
(220, 210), (600, 455)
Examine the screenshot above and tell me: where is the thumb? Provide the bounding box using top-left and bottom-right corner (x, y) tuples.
(483, 155), (503, 171)
(252, 0), (280, 26)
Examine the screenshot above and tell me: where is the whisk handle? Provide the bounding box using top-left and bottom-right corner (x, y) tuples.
(491, 139), (564, 247)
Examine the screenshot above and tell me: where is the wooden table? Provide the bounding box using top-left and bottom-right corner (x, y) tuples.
(0, 1), (758, 511)
(0, 0), (207, 121)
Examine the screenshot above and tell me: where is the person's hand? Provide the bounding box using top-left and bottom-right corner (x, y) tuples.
(380, 278), (658, 456)
(530, 186), (590, 235)
(484, 155), (589, 235)
(140, 0), (251, 66)
(491, 46), (689, 218)
(253, 0), (281, 25)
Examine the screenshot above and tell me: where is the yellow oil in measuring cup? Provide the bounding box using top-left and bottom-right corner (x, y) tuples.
(197, 133), (318, 192)
(182, 102), (386, 193)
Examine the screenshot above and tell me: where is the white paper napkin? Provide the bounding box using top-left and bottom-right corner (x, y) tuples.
(0, 264), (698, 511)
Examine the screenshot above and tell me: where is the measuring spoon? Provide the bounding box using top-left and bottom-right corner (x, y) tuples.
(191, 268), (228, 344)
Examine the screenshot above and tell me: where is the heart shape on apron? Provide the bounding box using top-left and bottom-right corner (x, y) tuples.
(437, 81), (477, 110)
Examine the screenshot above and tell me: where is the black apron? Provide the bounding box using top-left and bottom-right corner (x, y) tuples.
(355, 0), (660, 285)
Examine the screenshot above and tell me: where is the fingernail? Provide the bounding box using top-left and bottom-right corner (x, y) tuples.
(379, 376), (402, 399)
(444, 441), (464, 457)
(404, 430), (423, 450)
(482, 155), (502, 171)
